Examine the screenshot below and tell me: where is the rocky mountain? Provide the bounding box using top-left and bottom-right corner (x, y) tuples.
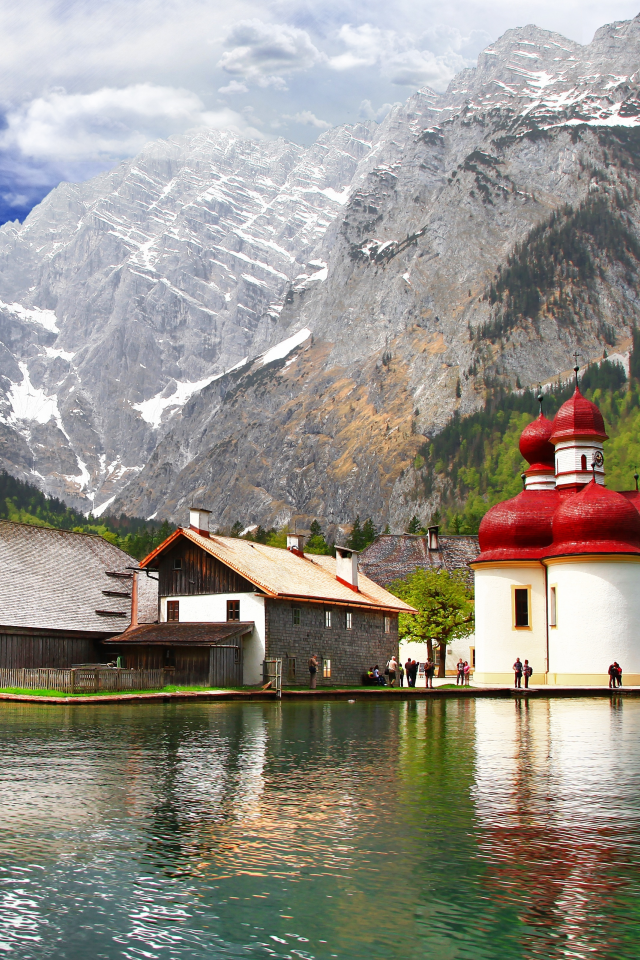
(1, 14), (640, 532)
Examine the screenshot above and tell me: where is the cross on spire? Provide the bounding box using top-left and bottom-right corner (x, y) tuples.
(572, 351), (580, 384)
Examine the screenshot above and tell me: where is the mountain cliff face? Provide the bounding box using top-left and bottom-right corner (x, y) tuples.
(1, 15), (640, 531)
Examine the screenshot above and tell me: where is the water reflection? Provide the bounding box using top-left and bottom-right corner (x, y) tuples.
(0, 699), (638, 958)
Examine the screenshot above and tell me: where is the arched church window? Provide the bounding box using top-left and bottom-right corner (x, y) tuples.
(581, 454), (587, 471)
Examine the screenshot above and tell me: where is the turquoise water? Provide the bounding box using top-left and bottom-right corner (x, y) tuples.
(0, 698), (639, 958)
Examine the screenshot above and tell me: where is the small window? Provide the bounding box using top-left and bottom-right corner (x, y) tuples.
(384, 616), (391, 633)
(323, 658), (331, 679)
(173, 557), (182, 570)
(227, 599), (240, 621)
(292, 607), (301, 626)
(514, 588), (529, 628)
(287, 657), (296, 681)
(581, 454), (587, 471)
(346, 611), (353, 630)
(234, 646), (241, 663)
(549, 586), (557, 627)
(167, 600), (179, 622)
(471, 646), (476, 668)
(324, 609), (332, 628)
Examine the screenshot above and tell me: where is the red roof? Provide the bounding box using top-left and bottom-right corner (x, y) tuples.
(475, 490), (559, 562)
(549, 386), (608, 443)
(519, 413), (554, 469)
(546, 480), (640, 558)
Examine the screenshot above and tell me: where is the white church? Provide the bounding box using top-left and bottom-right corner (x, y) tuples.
(472, 374), (640, 686)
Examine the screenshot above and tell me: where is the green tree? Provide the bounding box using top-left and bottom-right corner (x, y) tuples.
(361, 517), (377, 548)
(306, 519), (333, 555)
(389, 568), (474, 678)
(346, 515), (364, 550)
(406, 515), (422, 534)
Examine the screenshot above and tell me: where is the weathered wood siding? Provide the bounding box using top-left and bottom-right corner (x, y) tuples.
(113, 644), (242, 687)
(157, 541), (255, 597)
(0, 633), (101, 669)
(0, 667), (166, 693)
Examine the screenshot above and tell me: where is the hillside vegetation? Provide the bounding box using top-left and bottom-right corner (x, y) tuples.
(419, 341), (640, 534)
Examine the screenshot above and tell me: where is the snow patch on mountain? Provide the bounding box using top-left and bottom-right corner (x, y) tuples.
(0, 301), (59, 333)
(260, 328), (311, 365)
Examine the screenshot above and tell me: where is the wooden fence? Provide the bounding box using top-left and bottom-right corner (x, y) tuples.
(0, 667), (168, 694)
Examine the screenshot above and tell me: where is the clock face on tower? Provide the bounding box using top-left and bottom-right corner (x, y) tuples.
(592, 451), (604, 468)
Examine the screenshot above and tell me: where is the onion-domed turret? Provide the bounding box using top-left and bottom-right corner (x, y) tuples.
(520, 414), (554, 466)
(475, 489), (559, 562)
(550, 386), (608, 489)
(548, 480), (640, 557)
(550, 386), (608, 443)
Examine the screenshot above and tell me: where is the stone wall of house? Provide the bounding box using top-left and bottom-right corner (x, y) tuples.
(265, 599), (398, 686)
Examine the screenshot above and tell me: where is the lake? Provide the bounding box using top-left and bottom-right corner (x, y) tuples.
(0, 697), (638, 959)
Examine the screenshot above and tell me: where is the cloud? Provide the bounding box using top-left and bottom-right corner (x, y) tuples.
(0, 84), (262, 165)
(218, 19), (325, 87)
(218, 80), (249, 95)
(283, 110), (332, 129)
(359, 99), (398, 122)
(329, 23), (473, 89)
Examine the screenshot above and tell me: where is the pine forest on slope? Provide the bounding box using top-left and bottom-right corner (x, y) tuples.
(1, 16), (640, 533)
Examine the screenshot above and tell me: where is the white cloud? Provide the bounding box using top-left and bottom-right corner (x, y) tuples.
(359, 99), (398, 122)
(218, 80), (249, 95)
(218, 19), (325, 88)
(0, 85), (262, 165)
(329, 23), (472, 89)
(284, 110), (332, 129)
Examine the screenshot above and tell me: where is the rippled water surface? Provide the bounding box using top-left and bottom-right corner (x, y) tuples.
(0, 698), (639, 959)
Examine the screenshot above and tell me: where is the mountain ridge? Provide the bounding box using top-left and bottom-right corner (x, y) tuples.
(1, 14), (640, 531)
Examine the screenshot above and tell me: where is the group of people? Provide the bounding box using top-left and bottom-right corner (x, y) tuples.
(513, 658), (534, 688)
(608, 662), (623, 688)
(456, 659), (471, 686)
(365, 656), (436, 687)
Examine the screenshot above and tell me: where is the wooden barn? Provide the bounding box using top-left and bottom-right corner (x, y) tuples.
(0, 520), (157, 668)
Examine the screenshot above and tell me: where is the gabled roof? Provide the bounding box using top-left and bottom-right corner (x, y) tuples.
(140, 528), (416, 613)
(0, 520), (156, 633)
(359, 534), (479, 586)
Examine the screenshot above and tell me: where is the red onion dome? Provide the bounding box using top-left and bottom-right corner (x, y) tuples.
(548, 480), (640, 557)
(519, 414), (554, 469)
(549, 386), (608, 443)
(475, 489), (559, 562)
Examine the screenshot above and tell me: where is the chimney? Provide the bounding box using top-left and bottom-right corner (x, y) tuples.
(428, 525), (439, 551)
(189, 507), (211, 537)
(286, 534), (305, 556)
(335, 545), (359, 591)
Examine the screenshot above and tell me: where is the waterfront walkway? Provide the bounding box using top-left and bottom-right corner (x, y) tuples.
(0, 685), (637, 704)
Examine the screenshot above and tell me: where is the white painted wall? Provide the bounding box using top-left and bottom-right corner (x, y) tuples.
(473, 564), (547, 684)
(547, 559), (640, 682)
(161, 593), (266, 685)
(555, 439), (604, 487)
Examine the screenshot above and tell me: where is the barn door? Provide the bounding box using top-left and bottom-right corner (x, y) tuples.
(208, 645), (243, 688)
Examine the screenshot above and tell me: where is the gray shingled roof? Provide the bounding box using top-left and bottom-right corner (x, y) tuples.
(359, 534), (479, 587)
(0, 520), (157, 633)
(105, 622), (254, 646)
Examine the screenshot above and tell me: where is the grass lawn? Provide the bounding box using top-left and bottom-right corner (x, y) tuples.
(0, 684), (239, 698)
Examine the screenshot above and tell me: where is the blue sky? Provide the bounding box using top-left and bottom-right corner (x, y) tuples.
(0, 0), (638, 224)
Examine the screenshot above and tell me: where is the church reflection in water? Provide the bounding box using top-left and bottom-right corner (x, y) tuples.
(472, 696), (639, 958)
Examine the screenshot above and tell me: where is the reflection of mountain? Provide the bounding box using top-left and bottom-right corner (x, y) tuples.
(473, 698), (639, 957)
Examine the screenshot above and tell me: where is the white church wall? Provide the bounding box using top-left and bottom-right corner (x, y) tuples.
(161, 593), (266, 685)
(473, 563), (547, 685)
(546, 558), (640, 684)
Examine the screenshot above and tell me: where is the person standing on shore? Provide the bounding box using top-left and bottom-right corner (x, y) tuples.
(608, 662), (617, 689)
(387, 656), (398, 687)
(463, 661), (471, 686)
(425, 657), (435, 689)
(409, 659), (418, 687)
(513, 658), (523, 689)
(309, 654), (318, 689)
(615, 661), (623, 687)
(398, 660), (405, 687)
(456, 658), (465, 685)
(523, 660), (533, 689)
